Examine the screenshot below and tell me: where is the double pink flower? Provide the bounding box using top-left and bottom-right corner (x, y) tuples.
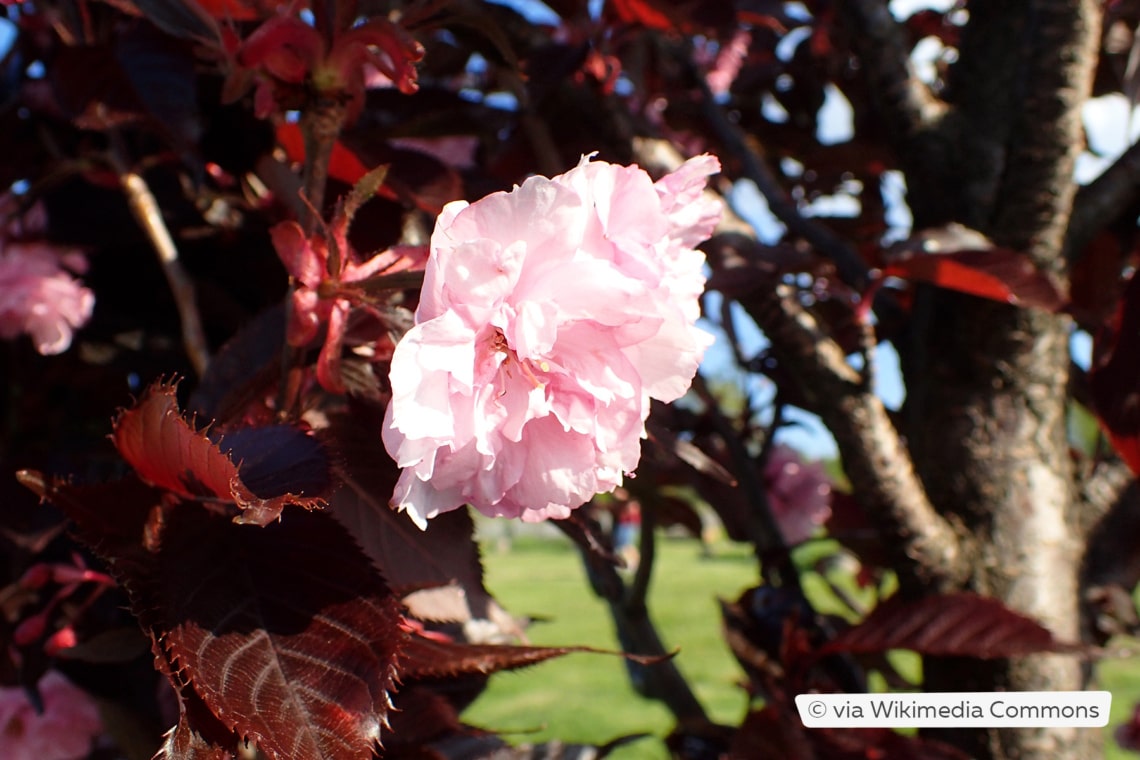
(384, 155), (722, 527)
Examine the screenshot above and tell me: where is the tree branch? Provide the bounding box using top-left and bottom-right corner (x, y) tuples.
(711, 256), (967, 593)
(299, 100), (347, 235)
(987, 0), (1103, 266)
(1077, 458), (1135, 537)
(1066, 141), (1140, 259)
(693, 72), (872, 291)
(690, 375), (799, 589)
(566, 519), (710, 728)
(838, 0), (949, 142)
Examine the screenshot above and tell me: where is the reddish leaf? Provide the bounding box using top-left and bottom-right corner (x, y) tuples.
(155, 684), (240, 760)
(186, 0), (267, 21)
(278, 122), (462, 214)
(813, 726), (972, 760)
(22, 472), (404, 760)
(1117, 700), (1140, 752)
(111, 380), (329, 525)
(882, 225), (1065, 311)
(610, 0), (674, 29)
(338, 135), (464, 215)
(726, 707), (809, 760)
(16, 471), (163, 561)
(158, 506), (404, 760)
(400, 632), (659, 681)
(112, 380), (235, 498)
(818, 592), (1079, 660)
(1091, 272), (1140, 475)
(1069, 230), (1132, 330)
(157, 721), (234, 760)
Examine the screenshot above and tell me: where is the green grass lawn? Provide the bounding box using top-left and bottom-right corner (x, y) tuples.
(461, 532), (1140, 758)
(462, 534), (752, 758)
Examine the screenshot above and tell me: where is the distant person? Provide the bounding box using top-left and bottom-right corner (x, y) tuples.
(614, 501), (642, 570)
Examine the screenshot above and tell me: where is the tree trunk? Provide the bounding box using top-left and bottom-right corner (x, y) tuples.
(891, 1), (1102, 757)
(902, 296), (1091, 758)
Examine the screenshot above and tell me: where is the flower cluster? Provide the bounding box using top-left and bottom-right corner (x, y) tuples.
(384, 155), (722, 527)
(0, 670), (103, 760)
(0, 198), (93, 355)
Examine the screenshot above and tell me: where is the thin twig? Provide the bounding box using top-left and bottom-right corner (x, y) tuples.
(274, 101), (349, 418)
(108, 143), (209, 377)
(626, 495), (656, 613)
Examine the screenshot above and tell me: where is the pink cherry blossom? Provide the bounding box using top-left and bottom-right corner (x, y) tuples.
(383, 154), (722, 527)
(763, 444), (833, 545)
(0, 242), (94, 355)
(0, 670), (103, 760)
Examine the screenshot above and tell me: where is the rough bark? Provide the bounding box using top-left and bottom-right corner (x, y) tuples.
(894, 0), (1103, 757)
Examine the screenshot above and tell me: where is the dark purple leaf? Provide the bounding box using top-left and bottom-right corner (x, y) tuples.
(215, 425), (332, 503)
(131, 0), (225, 40)
(48, 45), (149, 130)
(324, 402), (518, 635)
(21, 472), (405, 760)
(115, 21), (202, 148)
(400, 633), (664, 681)
(819, 592), (1081, 660)
(157, 506), (404, 760)
(385, 685), (469, 751)
(188, 303), (285, 424)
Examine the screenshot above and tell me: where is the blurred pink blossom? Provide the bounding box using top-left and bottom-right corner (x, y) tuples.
(763, 444), (833, 545)
(706, 30), (751, 97)
(0, 670), (103, 760)
(384, 154), (722, 527)
(0, 242), (94, 356)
